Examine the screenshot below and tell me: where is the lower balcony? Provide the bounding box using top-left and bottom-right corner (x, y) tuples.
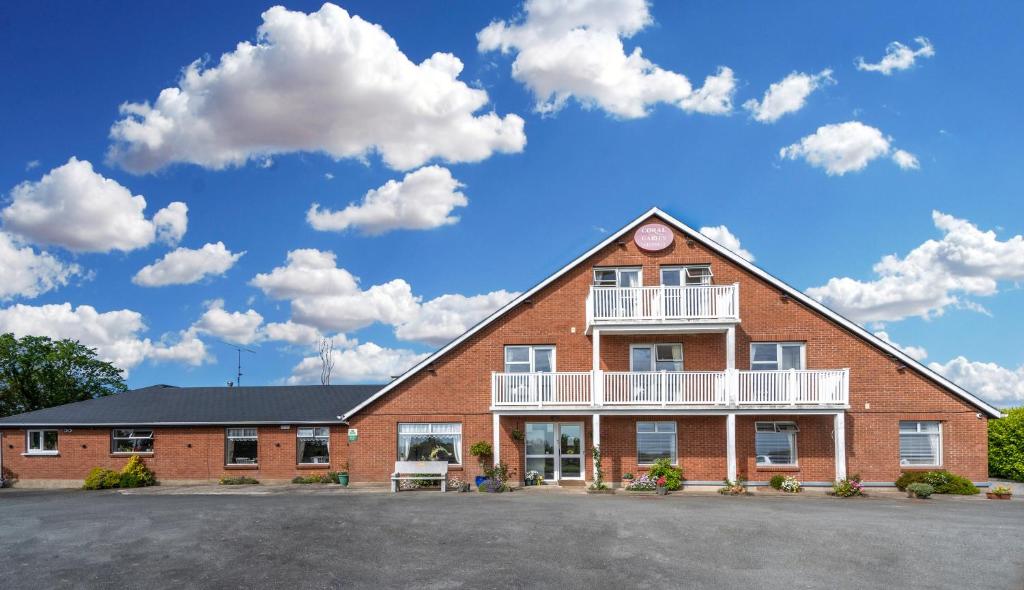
(491, 369), (849, 410)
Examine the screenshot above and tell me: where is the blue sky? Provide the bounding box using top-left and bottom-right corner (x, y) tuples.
(0, 1), (1021, 405)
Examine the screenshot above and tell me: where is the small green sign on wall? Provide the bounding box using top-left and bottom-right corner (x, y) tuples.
(348, 428), (358, 442)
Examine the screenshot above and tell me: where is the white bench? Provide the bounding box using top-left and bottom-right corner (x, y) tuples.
(391, 461), (449, 492)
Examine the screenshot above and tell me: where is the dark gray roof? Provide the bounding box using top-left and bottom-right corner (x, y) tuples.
(0, 384), (384, 426)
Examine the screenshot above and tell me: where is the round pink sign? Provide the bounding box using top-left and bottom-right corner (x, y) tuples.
(634, 223), (674, 251)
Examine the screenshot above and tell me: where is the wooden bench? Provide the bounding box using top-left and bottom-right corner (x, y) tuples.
(391, 461), (449, 492)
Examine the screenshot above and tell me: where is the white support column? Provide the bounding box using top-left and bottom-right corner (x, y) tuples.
(592, 328), (602, 406)
(834, 412), (847, 481)
(492, 413), (501, 467)
(725, 326), (736, 370)
(726, 413), (737, 482)
(592, 413), (601, 481)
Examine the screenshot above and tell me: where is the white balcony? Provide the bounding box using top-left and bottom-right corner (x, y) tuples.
(491, 369), (849, 410)
(586, 284), (740, 327)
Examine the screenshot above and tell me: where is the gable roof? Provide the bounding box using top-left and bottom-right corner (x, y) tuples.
(344, 207), (1003, 420)
(0, 384), (383, 427)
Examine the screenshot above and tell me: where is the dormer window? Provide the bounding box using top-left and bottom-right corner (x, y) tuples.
(661, 265), (712, 286)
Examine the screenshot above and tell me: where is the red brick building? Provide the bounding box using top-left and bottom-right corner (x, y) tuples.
(0, 209), (1001, 488)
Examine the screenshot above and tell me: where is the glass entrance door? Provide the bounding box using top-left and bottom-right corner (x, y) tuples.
(525, 422), (584, 482)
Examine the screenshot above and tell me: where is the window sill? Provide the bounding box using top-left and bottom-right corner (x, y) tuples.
(900, 466), (942, 472)
(21, 452), (59, 457)
(224, 464), (259, 470)
(110, 452), (154, 458)
(756, 465), (800, 472)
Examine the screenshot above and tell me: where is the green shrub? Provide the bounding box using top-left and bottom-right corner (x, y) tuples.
(291, 474), (333, 484)
(907, 483), (934, 498)
(989, 407), (1024, 482)
(895, 471), (927, 491)
(895, 470), (978, 495)
(219, 476), (259, 485)
(769, 474), (786, 490)
(646, 458), (684, 491)
(832, 476), (865, 497)
(119, 456), (156, 488)
(83, 467), (121, 490)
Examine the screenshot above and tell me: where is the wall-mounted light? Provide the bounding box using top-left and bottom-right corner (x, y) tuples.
(896, 365), (907, 374)
(186, 443), (192, 448)
(81, 444), (87, 449)
(780, 294), (790, 303)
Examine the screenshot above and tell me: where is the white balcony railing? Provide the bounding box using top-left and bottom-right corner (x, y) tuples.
(587, 284), (739, 324)
(491, 369), (849, 409)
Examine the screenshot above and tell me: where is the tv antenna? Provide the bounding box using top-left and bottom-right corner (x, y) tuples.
(217, 340), (255, 386)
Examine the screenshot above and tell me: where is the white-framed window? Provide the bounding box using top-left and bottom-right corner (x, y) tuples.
(750, 342), (805, 371)
(630, 343), (683, 372)
(899, 421), (942, 467)
(297, 427), (330, 464)
(755, 422), (799, 466)
(504, 345), (555, 373)
(661, 265), (712, 286)
(398, 423), (462, 464)
(593, 267), (641, 287)
(26, 430), (59, 455)
(225, 428), (258, 465)
(111, 428), (154, 454)
(637, 421), (677, 464)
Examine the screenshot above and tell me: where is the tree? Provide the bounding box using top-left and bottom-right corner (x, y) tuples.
(989, 407), (1024, 482)
(0, 333), (127, 417)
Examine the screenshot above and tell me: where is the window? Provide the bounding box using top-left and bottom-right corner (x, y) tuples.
(593, 267), (641, 287)
(630, 344), (683, 372)
(297, 427), (330, 464)
(751, 342), (805, 371)
(225, 428), (258, 465)
(26, 430), (58, 455)
(637, 421), (677, 464)
(899, 421), (942, 467)
(661, 265), (712, 286)
(755, 422), (799, 466)
(504, 345), (555, 373)
(398, 423), (462, 464)
(111, 429), (154, 453)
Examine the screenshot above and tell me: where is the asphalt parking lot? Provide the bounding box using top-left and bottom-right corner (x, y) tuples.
(1, 488), (1022, 589)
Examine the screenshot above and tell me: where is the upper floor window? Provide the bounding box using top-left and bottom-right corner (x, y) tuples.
(505, 345), (555, 373)
(661, 265), (712, 286)
(593, 267), (641, 287)
(899, 421), (942, 467)
(631, 344), (683, 372)
(26, 430), (58, 455)
(751, 342), (804, 371)
(111, 428), (154, 454)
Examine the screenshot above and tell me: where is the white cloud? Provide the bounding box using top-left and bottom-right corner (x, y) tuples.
(250, 249), (360, 299)
(0, 303), (208, 373)
(0, 232), (81, 300)
(807, 211), (1024, 323)
(263, 321), (323, 346)
(698, 225), (755, 262)
(286, 341), (428, 384)
(395, 290), (520, 346)
(191, 299), (264, 346)
(107, 3), (525, 173)
(133, 242), (244, 287)
(2, 157), (188, 252)
(873, 331), (928, 362)
(929, 357), (1024, 407)
(478, 0), (735, 118)
(25, 160), (40, 170)
(308, 166), (468, 235)
(743, 69), (834, 123)
(780, 121), (918, 175)
(856, 37), (935, 75)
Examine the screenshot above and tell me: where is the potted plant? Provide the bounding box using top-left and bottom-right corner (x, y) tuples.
(469, 441), (493, 487)
(779, 476), (802, 493)
(986, 485), (1013, 500)
(656, 475), (668, 495)
(907, 482), (934, 499)
(336, 461), (349, 487)
(718, 478), (747, 495)
(622, 472), (635, 488)
(525, 470), (542, 486)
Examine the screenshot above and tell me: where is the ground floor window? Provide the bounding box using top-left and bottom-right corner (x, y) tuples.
(26, 430), (58, 455)
(397, 423), (462, 464)
(111, 428), (154, 453)
(637, 421), (677, 464)
(297, 427), (330, 464)
(755, 422), (798, 466)
(899, 421), (941, 467)
(225, 428), (258, 465)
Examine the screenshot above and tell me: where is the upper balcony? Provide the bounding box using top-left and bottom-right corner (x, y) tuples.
(586, 284), (740, 330)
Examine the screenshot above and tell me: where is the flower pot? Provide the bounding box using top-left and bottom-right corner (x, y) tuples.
(986, 492), (1012, 500)
(656, 486), (667, 496)
(337, 473), (349, 486)
(475, 475), (488, 487)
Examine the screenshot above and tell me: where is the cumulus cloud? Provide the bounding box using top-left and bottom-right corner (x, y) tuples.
(395, 290), (520, 346)
(807, 211), (1024, 323)
(0, 303), (208, 373)
(191, 299), (264, 345)
(2, 157), (188, 252)
(133, 242), (244, 287)
(856, 37), (935, 75)
(779, 121), (918, 175)
(743, 69), (834, 123)
(286, 341), (428, 384)
(478, 0), (735, 118)
(698, 225), (755, 262)
(0, 232), (81, 300)
(930, 357), (1024, 406)
(308, 166), (468, 235)
(249, 249), (359, 300)
(263, 321), (324, 346)
(873, 331), (928, 362)
(107, 3), (525, 173)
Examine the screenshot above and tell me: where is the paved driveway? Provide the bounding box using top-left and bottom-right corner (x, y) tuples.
(1, 488), (1022, 589)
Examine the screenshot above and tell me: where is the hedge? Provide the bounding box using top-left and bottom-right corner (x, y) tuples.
(989, 407), (1024, 482)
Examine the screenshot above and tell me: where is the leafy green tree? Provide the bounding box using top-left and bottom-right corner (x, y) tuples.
(0, 333), (126, 417)
(989, 407), (1024, 482)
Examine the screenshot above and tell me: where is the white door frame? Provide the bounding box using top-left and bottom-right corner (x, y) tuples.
(525, 421), (585, 482)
